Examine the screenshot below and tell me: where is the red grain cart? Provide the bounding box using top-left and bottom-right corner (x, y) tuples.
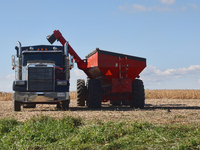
(47, 30), (146, 108)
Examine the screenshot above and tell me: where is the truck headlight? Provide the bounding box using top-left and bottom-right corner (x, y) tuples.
(15, 80), (26, 86)
(57, 81), (67, 86)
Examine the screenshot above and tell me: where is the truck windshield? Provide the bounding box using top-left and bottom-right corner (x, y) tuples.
(23, 52), (63, 67)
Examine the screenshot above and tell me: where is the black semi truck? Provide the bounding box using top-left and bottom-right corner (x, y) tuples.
(12, 42), (73, 111)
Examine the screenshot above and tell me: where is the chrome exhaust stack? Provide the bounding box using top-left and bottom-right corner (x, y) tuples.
(17, 41), (22, 80)
(64, 42), (70, 80)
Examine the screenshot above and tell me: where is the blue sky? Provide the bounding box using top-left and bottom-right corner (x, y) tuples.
(0, 0), (200, 92)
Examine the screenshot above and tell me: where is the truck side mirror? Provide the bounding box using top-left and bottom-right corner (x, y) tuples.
(70, 55), (74, 69)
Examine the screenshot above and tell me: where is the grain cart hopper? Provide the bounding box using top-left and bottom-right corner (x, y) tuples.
(12, 42), (74, 111)
(47, 30), (146, 108)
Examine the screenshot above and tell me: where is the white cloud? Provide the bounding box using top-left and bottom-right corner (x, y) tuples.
(119, 2), (196, 13)
(70, 68), (87, 91)
(140, 65), (200, 85)
(0, 74), (15, 92)
(160, 0), (175, 5)
(188, 4), (198, 10)
(6, 74), (15, 80)
(119, 3), (173, 12)
(128, 4), (153, 12)
(7, 84), (12, 89)
(71, 69), (86, 77)
(198, 79), (200, 84)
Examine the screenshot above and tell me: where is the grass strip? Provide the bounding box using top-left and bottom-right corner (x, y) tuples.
(0, 115), (200, 149)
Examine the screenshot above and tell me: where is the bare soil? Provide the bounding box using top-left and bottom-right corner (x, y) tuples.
(1, 99), (200, 124)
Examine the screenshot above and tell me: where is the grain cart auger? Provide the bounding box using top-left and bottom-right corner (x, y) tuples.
(47, 30), (147, 109)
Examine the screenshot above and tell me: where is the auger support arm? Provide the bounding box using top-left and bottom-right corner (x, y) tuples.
(47, 30), (87, 70)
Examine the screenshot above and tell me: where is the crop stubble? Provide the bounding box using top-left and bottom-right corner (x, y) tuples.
(0, 90), (200, 124)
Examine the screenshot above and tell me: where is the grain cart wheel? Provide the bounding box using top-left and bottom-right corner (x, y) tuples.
(77, 79), (86, 106)
(23, 104), (36, 108)
(14, 100), (21, 111)
(129, 79), (145, 109)
(61, 100), (69, 111)
(86, 78), (90, 106)
(110, 100), (121, 106)
(87, 79), (102, 108)
(122, 100), (130, 106)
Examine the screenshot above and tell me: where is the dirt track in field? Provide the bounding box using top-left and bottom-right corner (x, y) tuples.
(1, 99), (200, 124)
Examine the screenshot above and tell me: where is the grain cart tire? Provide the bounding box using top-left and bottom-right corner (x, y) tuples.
(87, 79), (102, 108)
(122, 100), (130, 106)
(14, 100), (21, 111)
(86, 78), (90, 106)
(110, 100), (121, 106)
(61, 100), (69, 111)
(77, 79), (86, 106)
(23, 104), (36, 108)
(129, 79), (145, 109)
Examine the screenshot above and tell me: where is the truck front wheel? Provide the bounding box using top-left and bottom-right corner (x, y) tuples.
(61, 100), (69, 111)
(14, 100), (21, 111)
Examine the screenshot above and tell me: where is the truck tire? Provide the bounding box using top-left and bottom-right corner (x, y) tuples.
(87, 79), (102, 108)
(14, 100), (21, 111)
(129, 79), (145, 109)
(61, 100), (69, 111)
(57, 103), (61, 109)
(77, 79), (86, 106)
(23, 104), (36, 108)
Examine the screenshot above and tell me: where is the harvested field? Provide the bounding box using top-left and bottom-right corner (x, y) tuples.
(1, 90), (200, 124)
(2, 90), (200, 101)
(0, 98), (200, 125)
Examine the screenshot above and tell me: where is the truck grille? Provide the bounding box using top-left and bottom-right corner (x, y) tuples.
(28, 67), (54, 91)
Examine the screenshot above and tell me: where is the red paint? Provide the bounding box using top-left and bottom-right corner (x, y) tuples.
(86, 50), (146, 101)
(86, 52), (146, 83)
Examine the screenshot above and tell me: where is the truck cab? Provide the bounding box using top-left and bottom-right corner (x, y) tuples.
(12, 42), (72, 111)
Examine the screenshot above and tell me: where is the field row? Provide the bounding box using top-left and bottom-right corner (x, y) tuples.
(1, 90), (200, 101)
